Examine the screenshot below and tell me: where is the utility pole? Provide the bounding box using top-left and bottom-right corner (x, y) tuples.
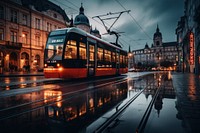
(93, 10), (130, 46)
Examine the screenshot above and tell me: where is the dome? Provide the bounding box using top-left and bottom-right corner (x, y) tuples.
(74, 3), (90, 26)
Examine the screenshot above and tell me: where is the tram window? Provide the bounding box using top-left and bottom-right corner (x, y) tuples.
(90, 45), (94, 61)
(116, 53), (119, 63)
(123, 55), (126, 64)
(112, 52), (116, 62)
(79, 42), (86, 59)
(97, 48), (103, 61)
(104, 50), (111, 62)
(65, 40), (77, 59)
(46, 44), (63, 60)
(47, 45), (54, 59)
(57, 45), (63, 56)
(120, 55), (123, 63)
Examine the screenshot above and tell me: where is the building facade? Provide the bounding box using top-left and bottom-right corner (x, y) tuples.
(176, 0), (200, 74)
(131, 25), (181, 71)
(0, 0), (69, 73)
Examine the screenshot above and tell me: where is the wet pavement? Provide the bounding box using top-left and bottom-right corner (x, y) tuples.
(0, 71), (44, 77)
(0, 71), (199, 133)
(172, 73), (200, 133)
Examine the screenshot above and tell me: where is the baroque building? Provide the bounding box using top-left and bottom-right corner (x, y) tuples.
(0, 0), (69, 73)
(132, 25), (181, 71)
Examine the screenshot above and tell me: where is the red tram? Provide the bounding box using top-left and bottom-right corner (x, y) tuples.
(44, 27), (128, 78)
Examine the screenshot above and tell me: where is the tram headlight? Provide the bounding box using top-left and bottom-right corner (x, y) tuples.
(58, 67), (63, 71)
(44, 64), (47, 67)
(57, 63), (60, 67)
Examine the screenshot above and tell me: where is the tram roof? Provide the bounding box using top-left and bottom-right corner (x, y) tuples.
(50, 27), (127, 53)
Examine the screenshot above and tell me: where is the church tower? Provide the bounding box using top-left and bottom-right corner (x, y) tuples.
(153, 25), (162, 47)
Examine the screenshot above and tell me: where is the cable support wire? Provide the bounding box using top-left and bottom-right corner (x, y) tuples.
(50, 0), (140, 49)
(114, 0), (152, 40)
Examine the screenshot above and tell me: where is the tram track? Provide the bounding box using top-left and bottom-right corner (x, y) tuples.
(93, 73), (166, 133)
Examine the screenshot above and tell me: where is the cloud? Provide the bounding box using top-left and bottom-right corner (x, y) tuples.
(50, 0), (184, 51)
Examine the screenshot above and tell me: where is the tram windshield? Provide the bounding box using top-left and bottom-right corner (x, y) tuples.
(45, 35), (65, 61)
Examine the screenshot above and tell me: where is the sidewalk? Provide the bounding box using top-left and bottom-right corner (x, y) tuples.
(172, 72), (200, 133)
(0, 71), (44, 77)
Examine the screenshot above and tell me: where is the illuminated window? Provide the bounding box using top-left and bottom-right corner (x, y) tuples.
(97, 48), (103, 61)
(79, 42), (86, 59)
(104, 50), (111, 62)
(123, 55), (126, 64)
(22, 33), (27, 44)
(120, 55), (123, 63)
(65, 40), (77, 59)
(116, 53), (119, 63)
(47, 45), (54, 59)
(89, 45), (94, 61)
(112, 52), (116, 62)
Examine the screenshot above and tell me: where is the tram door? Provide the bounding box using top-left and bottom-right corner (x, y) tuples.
(116, 52), (120, 75)
(87, 42), (95, 77)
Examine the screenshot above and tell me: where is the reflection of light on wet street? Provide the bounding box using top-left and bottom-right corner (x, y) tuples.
(0, 72), (191, 133)
(19, 77), (25, 83)
(44, 90), (62, 107)
(20, 83), (27, 88)
(4, 77), (11, 84)
(127, 78), (133, 91)
(5, 86), (10, 90)
(188, 75), (196, 101)
(168, 71), (172, 80)
(32, 77), (37, 81)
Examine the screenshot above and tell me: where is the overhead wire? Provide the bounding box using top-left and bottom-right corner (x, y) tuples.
(51, 0), (146, 49)
(114, 0), (152, 40)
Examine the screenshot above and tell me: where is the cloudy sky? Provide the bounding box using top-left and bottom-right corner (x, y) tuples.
(50, 0), (184, 51)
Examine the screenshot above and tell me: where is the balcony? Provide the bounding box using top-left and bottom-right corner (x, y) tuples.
(6, 41), (22, 49)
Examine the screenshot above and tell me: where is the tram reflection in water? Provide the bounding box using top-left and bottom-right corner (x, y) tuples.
(44, 82), (128, 132)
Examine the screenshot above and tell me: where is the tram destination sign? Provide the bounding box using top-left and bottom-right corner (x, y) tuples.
(51, 38), (64, 43)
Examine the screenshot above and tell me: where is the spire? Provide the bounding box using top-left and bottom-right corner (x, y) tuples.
(145, 42), (149, 49)
(156, 24), (159, 32)
(70, 15), (73, 27)
(80, 3), (84, 14)
(129, 45), (131, 53)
